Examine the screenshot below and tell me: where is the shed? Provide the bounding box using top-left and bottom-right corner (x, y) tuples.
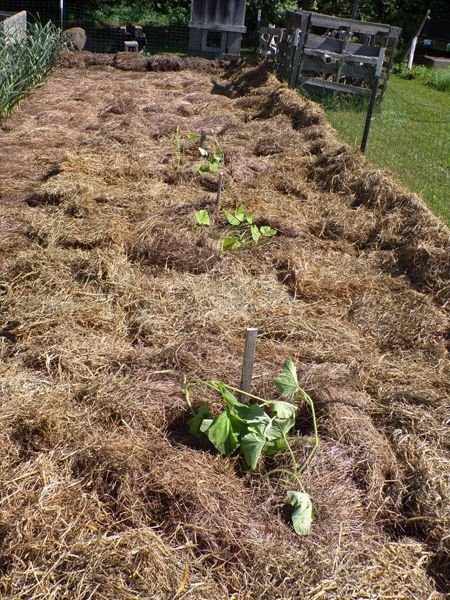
(188, 0), (246, 59)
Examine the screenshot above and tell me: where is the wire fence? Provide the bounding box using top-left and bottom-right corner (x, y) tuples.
(0, 1), (257, 54)
(320, 76), (450, 224)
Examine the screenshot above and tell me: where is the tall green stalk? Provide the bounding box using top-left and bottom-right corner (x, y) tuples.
(0, 21), (63, 122)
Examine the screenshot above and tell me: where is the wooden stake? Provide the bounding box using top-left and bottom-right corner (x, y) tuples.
(240, 328), (258, 403)
(216, 172), (223, 215)
(199, 129), (206, 149)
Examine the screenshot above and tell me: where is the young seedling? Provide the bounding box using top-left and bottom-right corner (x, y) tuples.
(185, 360), (318, 536)
(221, 206), (277, 251)
(195, 135), (224, 174)
(195, 209), (210, 226)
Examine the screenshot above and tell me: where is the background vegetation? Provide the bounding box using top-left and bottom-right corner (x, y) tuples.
(322, 73), (450, 225)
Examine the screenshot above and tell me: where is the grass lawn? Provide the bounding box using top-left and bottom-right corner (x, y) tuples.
(321, 75), (450, 226)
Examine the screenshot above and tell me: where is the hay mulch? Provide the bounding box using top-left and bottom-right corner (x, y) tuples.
(0, 55), (448, 598)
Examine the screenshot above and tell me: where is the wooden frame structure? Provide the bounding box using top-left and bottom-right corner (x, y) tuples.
(259, 10), (400, 99)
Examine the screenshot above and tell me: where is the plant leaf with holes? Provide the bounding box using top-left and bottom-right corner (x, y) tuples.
(287, 491), (313, 536)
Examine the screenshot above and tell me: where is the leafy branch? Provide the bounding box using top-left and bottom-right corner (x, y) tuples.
(184, 360), (319, 536)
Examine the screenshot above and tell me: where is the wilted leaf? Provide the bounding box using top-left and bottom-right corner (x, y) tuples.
(267, 400), (297, 420)
(241, 431), (266, 470)
(207, 411), (239, 455)
(287, 491), (313, 536)
(274, 360), (299, 398)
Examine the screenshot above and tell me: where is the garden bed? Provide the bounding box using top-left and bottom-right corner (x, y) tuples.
(0, 53), (448, 598)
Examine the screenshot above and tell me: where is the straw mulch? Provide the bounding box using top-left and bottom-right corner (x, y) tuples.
(0, 54), (448, 598)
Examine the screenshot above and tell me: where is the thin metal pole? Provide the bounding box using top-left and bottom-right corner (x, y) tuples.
(60, 0), (64, 31)
(351, 0), (360, 20)
(360, 75), (379, 153)
(199, 129), (206, 149)
(240, 328), (258, 403)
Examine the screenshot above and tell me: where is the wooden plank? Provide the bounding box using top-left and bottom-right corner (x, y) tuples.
(298, 76), (372, 96)
(291, 13), (311, 88)
(303, 47), (379, 65)
(307, 34), (380, 57)
(286, 10), (391, 36)
(301, 57), (372, 81)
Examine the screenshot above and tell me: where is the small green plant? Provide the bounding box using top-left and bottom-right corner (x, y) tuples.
(196, 146), (224, 174)
(0, 21), (63, 122)
(195, 209), (210, 226)
(185, 360), (319, 536)
(222, 206), (277, 250)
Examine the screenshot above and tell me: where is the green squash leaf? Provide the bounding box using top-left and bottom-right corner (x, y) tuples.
(188, 405), (210, 437)
(264, 437), (288, 456)
(234, 206), (245, 223)
(223, 210), (241, 226)
(274, 360), (299, 398)
(265, 416), (295, 442)
(209, 161), (220, 172)
(241, 431), (266, 470)
(221, 236), (242, 251)
(199, 418), (213, 433)
(207, 411), (239, 456)
(250, 224), (261, 243)
(230, 403), (268, 425)
(195, 209), (210, 226)
(287, 491), (313, 536)
(260, 225), (277, 237)
(267, 400), (297, 420)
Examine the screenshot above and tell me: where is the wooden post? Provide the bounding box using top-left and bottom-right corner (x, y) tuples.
(404, 10), (431, 70)
(216, 172), (223, 214)
(240, 328), (258, 403)
(199, 129), (206, 149)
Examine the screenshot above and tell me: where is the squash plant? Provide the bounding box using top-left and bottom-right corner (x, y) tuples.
(185, 360), (318, 535)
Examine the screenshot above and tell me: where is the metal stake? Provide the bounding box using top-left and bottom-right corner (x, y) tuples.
(240, 328), (258, 403)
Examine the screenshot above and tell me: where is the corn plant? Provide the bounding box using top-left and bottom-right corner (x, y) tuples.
(0, 21), (63, 122)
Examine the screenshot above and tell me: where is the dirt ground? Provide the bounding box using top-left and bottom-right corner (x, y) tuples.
(0, 52), (449, 599)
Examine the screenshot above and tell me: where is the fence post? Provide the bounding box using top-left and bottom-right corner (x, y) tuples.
(360, 48), (385, 153)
